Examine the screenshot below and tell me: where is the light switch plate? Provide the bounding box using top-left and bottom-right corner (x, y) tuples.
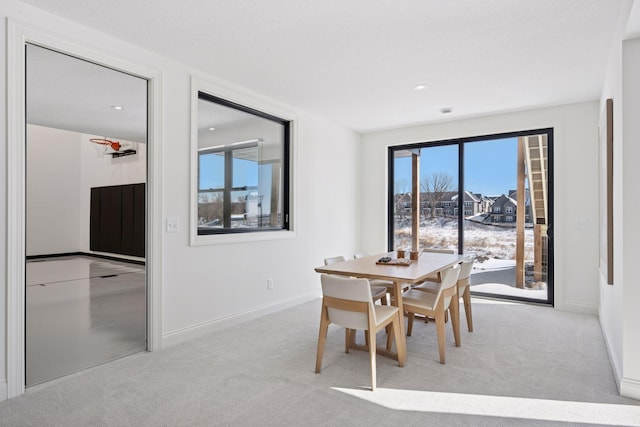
(166, 219), (179, 233)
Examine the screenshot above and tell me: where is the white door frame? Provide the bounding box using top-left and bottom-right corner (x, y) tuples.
(6, 20), (163, 398)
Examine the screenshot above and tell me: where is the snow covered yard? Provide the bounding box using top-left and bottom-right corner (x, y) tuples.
(395, 217), (547, 299)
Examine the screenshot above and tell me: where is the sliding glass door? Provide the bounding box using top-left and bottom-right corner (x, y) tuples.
(392, 144), (458, 252)
(388, 129), (553, 304)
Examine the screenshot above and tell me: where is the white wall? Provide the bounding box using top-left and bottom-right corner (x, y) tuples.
(26, 125), (82, 256)
(600, 9), (626, 394)
(618, 38), (640, 399)
(598, 1), (640, 400)
(0, 9), (7, 402)
(1, 0), (360, 397)
(360, 102), (601, 314)
(620, 36), (640, 399)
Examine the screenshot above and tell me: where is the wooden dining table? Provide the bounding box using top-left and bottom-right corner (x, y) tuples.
(314, 251), (468, 364)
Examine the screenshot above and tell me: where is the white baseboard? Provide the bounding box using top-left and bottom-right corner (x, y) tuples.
(558, 301), (598, 315)
(162, 294), (318, 347)
(599, 312), (624, 394)
(620, 377), (640, 401)
(0, 380), (7, 402)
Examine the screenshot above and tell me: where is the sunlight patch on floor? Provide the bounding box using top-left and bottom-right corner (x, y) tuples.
(332, 388), (640, 426)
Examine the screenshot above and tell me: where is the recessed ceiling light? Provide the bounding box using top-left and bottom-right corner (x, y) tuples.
(412, 84), (428, 91)
(440, 107), (452, 114)
(110, 105), (124, 110)
(208, 127), (216, 131)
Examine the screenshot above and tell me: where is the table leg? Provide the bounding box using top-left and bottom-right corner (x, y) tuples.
(392, 280), (407, 365)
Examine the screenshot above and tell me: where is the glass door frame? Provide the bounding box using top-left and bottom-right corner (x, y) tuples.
(387, 128), (554, 305)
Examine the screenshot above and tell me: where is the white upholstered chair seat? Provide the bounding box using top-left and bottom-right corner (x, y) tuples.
(410, 280), (440, 293)
(370, 285), (389, 302)
(402, 289), (439, 310)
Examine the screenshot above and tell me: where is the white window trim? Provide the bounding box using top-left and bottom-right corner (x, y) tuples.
(189, 77), (298, 246)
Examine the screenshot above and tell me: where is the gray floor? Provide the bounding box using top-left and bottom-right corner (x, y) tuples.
(2, 297), (639, 426)
(26, 255), (146, 386)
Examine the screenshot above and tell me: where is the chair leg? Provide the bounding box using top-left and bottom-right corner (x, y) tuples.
(315, 309), (330, 373)
(345, 329), (353, 353)
(407, 312), (415, 336)
(381, 295), (388, 306)
(449, 299), (461, 347)
(386, 325), (393, 351)
(435, 310), (446, 364)
(367, 328), (377, 391)
(463, 287), (473, 332)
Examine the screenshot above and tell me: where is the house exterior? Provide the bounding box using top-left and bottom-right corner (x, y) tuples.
(395, 190), (484, 220)
(487, 194), (518, 223)
(485, 191), (533, 224)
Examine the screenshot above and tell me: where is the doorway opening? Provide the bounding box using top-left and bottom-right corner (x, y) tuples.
(388, 129), (553, 305)
(25, 44), (148, 386)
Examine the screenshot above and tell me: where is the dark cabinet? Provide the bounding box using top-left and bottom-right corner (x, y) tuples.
(90, 183), (145, 257)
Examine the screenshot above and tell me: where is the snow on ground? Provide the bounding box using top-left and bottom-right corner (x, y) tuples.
(469, 258), (547, 300)
(395, 217), (534, 260)
(395, 218), (547, 300)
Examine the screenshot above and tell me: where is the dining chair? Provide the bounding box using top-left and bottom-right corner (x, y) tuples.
(324, 256), (388, 305)
(324, 255), (390, 348)
(410, 258), (475, 332)
(315, 274), (405, 391)
(401, 263), (461, 364)
(418, 247), (456, 283)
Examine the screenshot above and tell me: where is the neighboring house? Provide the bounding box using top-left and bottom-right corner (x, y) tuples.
(395, 189), (534, 224)
(395, 190), (484, 219)
(451, 191), (482, 217)
(395, 192), (412, 214)
(481, 195), (499, 214)
(486, 191), (532, 224)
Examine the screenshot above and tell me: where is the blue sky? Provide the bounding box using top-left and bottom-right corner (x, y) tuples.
(199, 154), (258, 189)
(394, 137), (518, 196)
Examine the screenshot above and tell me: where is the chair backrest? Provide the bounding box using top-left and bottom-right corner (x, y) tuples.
(434, 264), (461, 309)
(457, 258), (474, 290)
(320, 274), (375, 329)
(422, 247), (455, 254)
(324, 256), (346, 266)
(353, 252), (369, 259)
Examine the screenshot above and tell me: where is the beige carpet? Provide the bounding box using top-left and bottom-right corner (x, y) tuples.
(1, 298), (639, 426)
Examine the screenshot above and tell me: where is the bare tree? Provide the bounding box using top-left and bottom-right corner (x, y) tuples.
(421, 172), (454, 218)
(394, 181), (409, 223)
(198, 192), (224, 224)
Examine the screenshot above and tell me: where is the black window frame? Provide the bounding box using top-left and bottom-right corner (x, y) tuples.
(197, 91), (291, 235)
(387, 128), (554, 306)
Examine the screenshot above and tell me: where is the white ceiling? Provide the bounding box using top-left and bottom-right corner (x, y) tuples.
(27, 44), (148, 143)
(21, 0), (627, 134)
